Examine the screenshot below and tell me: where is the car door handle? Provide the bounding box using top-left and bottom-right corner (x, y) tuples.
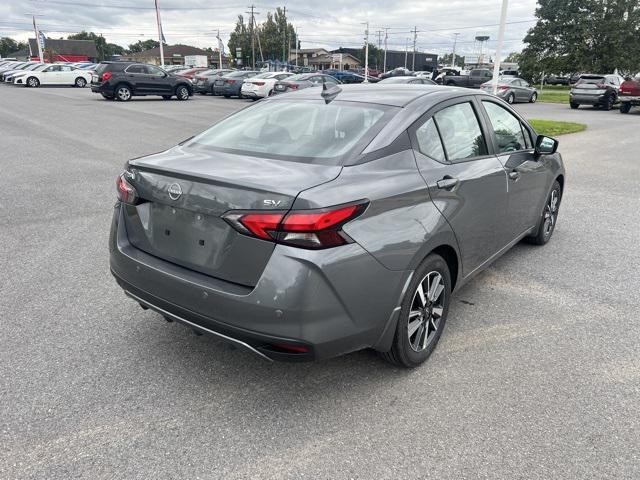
(436, 176), (459, 190)
(509, 171), (520, 181)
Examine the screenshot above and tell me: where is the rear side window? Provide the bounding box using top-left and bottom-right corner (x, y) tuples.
(482, 101), (526, 153)
(433, 102), (488, 160)
(126, 65), (145, 74)
(415, 118), (446, 162)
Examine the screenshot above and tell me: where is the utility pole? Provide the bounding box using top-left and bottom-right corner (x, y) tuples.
(294, 27), (298, 67)
(282, 6), (287, 64)
(412, 26), (417, 71)
(217, 29), (223, 69)
(492, 0), (508, 94)
(246, 5), (258, 69)
(451, 32), (459, 68)
(154, 0), (165, 66)
(375, 29), (382, 70)
(383, 27), (389, 73)
(363, 22), (369, 83)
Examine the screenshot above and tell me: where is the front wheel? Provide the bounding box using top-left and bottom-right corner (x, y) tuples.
(27, 76), (40, 88)
(529, 92), (537, 103)
(570, 102), (579, 109)
(176, 85), (190, 100)
(380, 254), (451, 368)
(75, 77), (87, 88)
(620, 102), (631, 114)
(525, 180), (562, 245)
(602, 94), (614, 111)
(162, 95), (173, 100)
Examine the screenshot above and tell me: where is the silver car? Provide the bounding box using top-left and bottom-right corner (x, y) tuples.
(110, 84), (564, 367)
(481, 77), (538, 104)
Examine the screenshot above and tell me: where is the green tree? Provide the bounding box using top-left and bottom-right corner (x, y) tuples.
(0, 37), (27, 57)
(519, 0), (640, 81)
(67, 31), (124, 61)
(504, 52), (521, 64)
(127, 39), (160, 54)
(439, 53), (465, 67)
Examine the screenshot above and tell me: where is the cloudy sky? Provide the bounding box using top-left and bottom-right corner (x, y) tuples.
(1, 0), (538, 58)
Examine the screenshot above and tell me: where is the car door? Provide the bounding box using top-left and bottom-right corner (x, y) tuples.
(478, 99), (550, 242)
(58, 65), (75, 84)
(124, 64), (149, 93)
(411, 98), (508, 277)
(144, 65), (172, 94)
(41, 65), (61, 84)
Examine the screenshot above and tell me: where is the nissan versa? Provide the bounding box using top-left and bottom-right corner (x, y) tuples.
(110, 84), (565, 367)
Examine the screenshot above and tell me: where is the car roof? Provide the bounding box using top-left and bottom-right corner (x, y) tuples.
(269, 83), (468, 107)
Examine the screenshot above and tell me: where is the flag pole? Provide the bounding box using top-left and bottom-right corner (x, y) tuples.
(154, 0), (165, 67)
(32, 16), (44, 62)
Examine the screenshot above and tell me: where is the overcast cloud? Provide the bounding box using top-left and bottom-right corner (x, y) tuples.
(0, 0), (538, 58)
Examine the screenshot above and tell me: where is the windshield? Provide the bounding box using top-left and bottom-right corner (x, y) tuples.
(254, 72), (273, 79)
(25, 64), (43, 71)
(284, 74), (306, 81)
(186, 99), (394, 163)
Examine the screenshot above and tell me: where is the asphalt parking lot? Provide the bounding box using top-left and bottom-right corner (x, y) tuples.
(1, 86), (639, 479)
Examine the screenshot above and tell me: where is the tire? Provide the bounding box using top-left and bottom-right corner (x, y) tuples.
(101, 93), (114, 100)
(506, 92), (515, 104)
(176, 85), (190, 101)
(570, 102), (579, 109)
(75, 77), (87, 88)
(620, 102), (631, 114)
(268, 89), (274, 97)
(223, 94), (231, 98)
(162, 95), (173, 100)
(602, 94), (614, 111)
(115, 84), (132, 101)
(525, 180), (562, 246)
(27, 76), (40, 88)
(529, 92), (537, 103)
(380, 253), (451, 368)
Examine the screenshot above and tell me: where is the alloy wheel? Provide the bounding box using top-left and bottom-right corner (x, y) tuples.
(543, 189), (560, 238)
(178, 87), (189, 100)
(117, 87), (131, 101)
(75, 78), (86, 87)
(28, 77), (39, 87)
(407, 271), (445, 352)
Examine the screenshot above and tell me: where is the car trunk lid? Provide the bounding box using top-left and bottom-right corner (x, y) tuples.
(122, 145), (341, 287)
(620, 79), (640, 97)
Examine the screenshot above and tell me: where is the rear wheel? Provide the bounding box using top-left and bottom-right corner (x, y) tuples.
(620, 102), (631, 114)
(525, 181), (562, 245)
(101, 93), (114, 100)
(506, 92), (515, 104)
(602, 94), (614, 111)
(115, 84), (132, 101)
(27, 76), (40, 88)
(176, 85), (190, 100)
(570, 102), (579, 109)
(162, 95), (173, 100)
(381, 254), (451, 368)
(529, 92), (537, 103)
(75, 77), (87, 88)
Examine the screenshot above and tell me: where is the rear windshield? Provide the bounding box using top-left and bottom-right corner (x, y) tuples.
(186, 99), (396, 164)
(577, 76), (604, 85)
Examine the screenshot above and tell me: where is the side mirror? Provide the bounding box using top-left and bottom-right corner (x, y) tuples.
(535, 135), (558, 155)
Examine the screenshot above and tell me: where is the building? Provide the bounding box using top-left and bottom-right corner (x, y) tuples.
(288, 48), (361, 71)
(11, 38), (98, 62)
(121, 44), (228, 67)
(331, 47), (438, 72)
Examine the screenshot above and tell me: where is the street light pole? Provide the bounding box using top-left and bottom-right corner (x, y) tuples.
(492, 0), (509, 95)
(451, 32), (459, 68)
(383, 27), (388, 73)
(363, 22), (369, 83)
(154, 0), (165, 66)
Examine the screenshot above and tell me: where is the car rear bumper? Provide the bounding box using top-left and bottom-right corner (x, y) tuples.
(109, 203), (406, 362)
(620, 95), (640, 105)
(570, 93), (607, 105)
(91, 82), (111, 94)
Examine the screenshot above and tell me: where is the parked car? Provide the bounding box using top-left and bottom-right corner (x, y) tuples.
(173, 67), (210, 80)
(194, 69), (234, 94)
(480, 77), (538, 104)
(378, 76), (436, 85)
(110, 84), (565, 367)
(15, 64), (92, 88)
(443, 68), (493, 88)
(212, 70), (259, 97)
(434, 67), (462, 84)
(569, 74), (624, 110)
(0, 62), (41, 82)
(241, 71), (293, 99)
(500, 69), (519, 77)
(292, 66), (314, 74)
(0, 61), (26, 73)
(355, 67), (380, 78)
(273, 73), (341, 93)
(90, 62), (193, 101)
(544, 74), (570, 86)
(328, 71), (378, 84)
(5, 63), (46, 83)
(619, 76), (640, 114)
(379, 67), (414, 80)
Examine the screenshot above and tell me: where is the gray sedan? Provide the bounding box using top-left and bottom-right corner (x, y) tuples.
(110, 84), (564, 367)
(481, 77), (538, 104)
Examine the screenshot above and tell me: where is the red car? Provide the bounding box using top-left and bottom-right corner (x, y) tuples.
(619, 76), (640, 114)
(173, 67), (210, 80)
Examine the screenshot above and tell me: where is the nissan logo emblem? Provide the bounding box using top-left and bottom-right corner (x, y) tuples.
(168, 183), (182, 200)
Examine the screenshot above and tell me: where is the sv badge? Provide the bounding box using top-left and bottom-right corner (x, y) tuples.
(263, 199), (282, 207)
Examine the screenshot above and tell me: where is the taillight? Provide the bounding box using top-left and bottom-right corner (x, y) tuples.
(222, 201), (368, 249)
(254, 81), (265, 86)
(288, 84), (298, 90)
(116, 173), (139, 205)
(101, 71), (112, 82)
(498, 85), (508, 91)
(224, 79), (236, 84)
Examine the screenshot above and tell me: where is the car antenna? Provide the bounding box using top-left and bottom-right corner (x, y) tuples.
(321, 77), (342, 104)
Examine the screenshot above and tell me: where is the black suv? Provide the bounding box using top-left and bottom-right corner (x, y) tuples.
(90, 62), (193, 101)
(569, 74), (624, 110)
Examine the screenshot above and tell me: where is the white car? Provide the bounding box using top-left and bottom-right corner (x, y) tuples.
(241, 71), (293, 99)
(14, 64), (92, 88)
